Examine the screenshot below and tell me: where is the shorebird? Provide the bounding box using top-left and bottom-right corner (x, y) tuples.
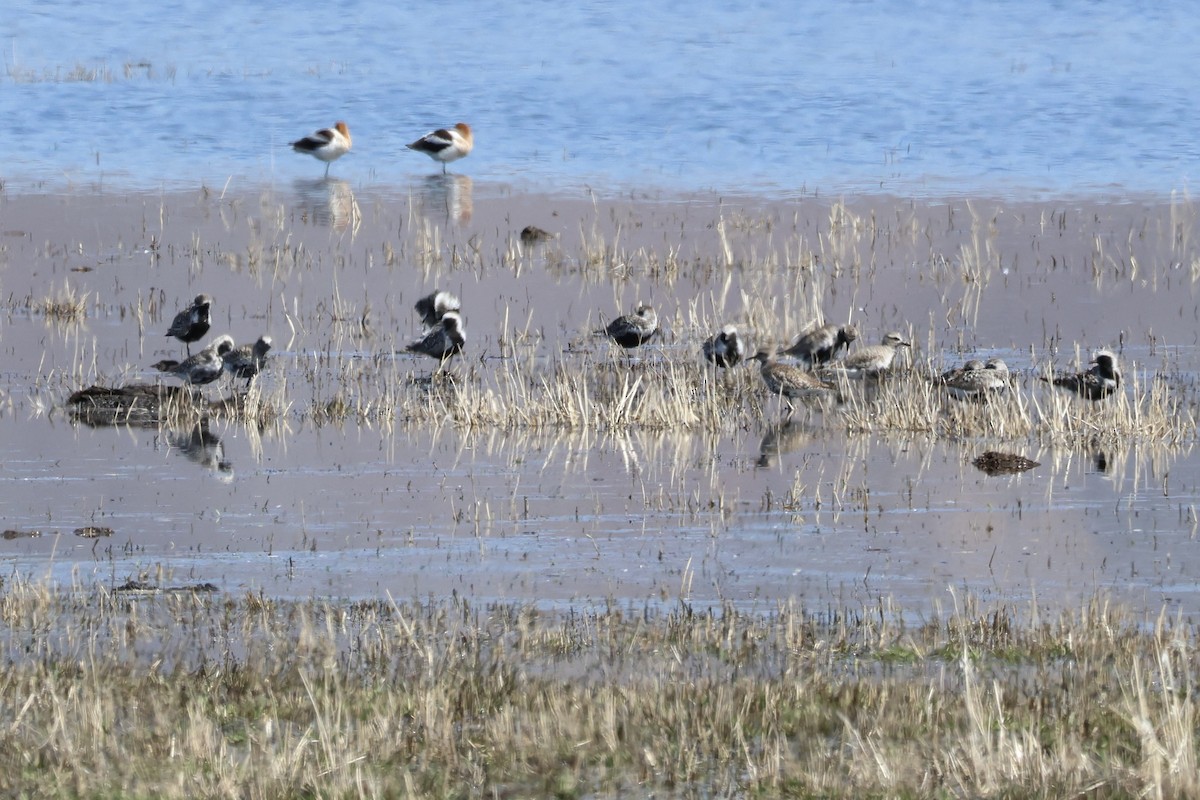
(414, 290), (461, 328)
(407, 122), (473, 173)
(165, 294), (212, 356)
(601, 303), (659, 349)
(780, 322), (858, 367)
(752, 350), (838, 412)
(155, 335), (235, 388)
(406, 311), (465, 363)
(940, 357), (1010, 401)
(833, 332), (911, 378)
(290, 121), (352, 177)
(222, 335), (273, 388)
(1044, 349), (1121, 400)
(702, 324), (747, 368)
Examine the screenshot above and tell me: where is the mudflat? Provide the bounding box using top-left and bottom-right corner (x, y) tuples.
(1, 182), (1197, 615)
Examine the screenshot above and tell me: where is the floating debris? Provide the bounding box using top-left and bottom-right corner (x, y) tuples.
(114, 579), (220, 595)
(2, 529), (42, 540)
(68, 383), (202, 426)
(973, 451), (1040, 476)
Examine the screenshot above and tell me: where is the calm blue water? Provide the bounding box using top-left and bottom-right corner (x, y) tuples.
(2, 0), (1197, 197)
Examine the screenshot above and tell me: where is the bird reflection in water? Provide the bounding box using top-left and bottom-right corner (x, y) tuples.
(756, 420), (813, 469)
(416, 174), (473, 226)
(293, 178), (361, 233)
(165, 419), (232, 476)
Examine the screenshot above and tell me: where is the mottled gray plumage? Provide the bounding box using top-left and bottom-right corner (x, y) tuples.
(601, 304), (658, 349)
(941, 357), (1009, 401)
(753, 350), (837, 411)
(835, 332), (911, 377)
(780, 322), (858, 367)
(156, 334), (235, 387)
(223, 335), (273, 387)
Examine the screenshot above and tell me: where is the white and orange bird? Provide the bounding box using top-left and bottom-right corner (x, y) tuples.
(290, 121), (352, 177)
(406, 122), (473, 173)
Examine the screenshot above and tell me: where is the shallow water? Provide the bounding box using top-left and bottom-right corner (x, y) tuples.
(1, 187), (1199, 616)
(2, 0), (1198, 197)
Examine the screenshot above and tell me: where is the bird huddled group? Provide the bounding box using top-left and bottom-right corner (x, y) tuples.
(603, 307), (1122, 415)
(152, 286), (1120, 418)
(155, 294), (272, 392)
(289, 120), (474, 177)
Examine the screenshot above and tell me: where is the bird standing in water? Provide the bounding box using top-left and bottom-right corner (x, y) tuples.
(601, 303), (659, 349)
(407, 123), (473, 173)
(290, 121), (352, 177)
(166, 294), (213, 356)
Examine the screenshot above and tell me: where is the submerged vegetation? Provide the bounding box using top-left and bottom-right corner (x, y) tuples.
(0, 578), (1197, 798)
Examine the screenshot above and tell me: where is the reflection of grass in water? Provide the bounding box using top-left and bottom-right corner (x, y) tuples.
(1, 577), (1197, 797)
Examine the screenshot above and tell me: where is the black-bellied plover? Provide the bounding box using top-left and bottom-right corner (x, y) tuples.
(833, 331), (911, 378)
(940, 357), (1010, 401)
(414, 290), (461, 328)
(752, 349), (837, 412)
(156, 334), (235, 388)
(290, 121), (352, 178)
(1044, 349), (1121, 400)
(166, 294), (213, 355)
(407, 123), (473, 174)
(601, 303), (659, 349)
(702, 324), (747, 368)
(406, 311), (465, 363)
(780, 322), (858, 367)
(222, 335), (273, 388)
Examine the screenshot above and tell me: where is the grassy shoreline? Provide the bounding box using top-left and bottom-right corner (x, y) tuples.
(2, 577), (1196, 798)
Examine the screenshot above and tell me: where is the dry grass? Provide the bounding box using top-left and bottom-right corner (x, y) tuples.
(0, 577), (1196, 798)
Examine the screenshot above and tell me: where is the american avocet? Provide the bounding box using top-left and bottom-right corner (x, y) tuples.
(752, 350), (837, 413)
(291, 121), (352, 177)
(155, 335), (235, 388)
(833, 332), (911, 378)
(780, 322), (858, 367)
(406, 311), (465, 363)
(166, 294), (213, 356)
(702, 324), (747, 368)
(222, 335), (273, 388)
(601, 303), (659, 349)
(407, 122), (473, 173)
(414, 290), (461, 329)
(1044, 349), (1121, 400)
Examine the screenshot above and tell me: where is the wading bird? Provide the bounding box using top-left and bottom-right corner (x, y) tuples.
(407, 122), (473, 173)
(291, 121), (352, 177)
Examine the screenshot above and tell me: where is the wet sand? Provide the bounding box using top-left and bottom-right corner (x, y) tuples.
(1, 182), (1198, 616)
